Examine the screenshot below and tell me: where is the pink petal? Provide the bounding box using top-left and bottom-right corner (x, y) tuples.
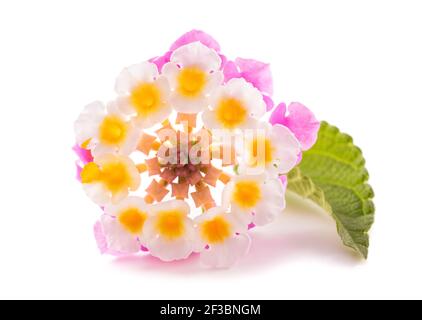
(279, 175), (288, 190)
(169, 29), (221, 52)
(149, 51), (172, 72)
(270, 102), (320, 151)
(269, 102), (287, 125)
(223, 60), (240, 82)
(235, 58), (273, 95)
(263, 95), (274, 111)
(75, 162), (82, 182)
(296, 152), (303, 165)
(93, 221), (109, 254)
(93, 220), (134, 256)
(72, 144), (93, 164)
(218, 54), (228, 70)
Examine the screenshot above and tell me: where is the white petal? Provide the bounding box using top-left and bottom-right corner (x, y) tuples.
(150, 199), (190, 216)
(171, 42), (221, 72)
(194, 206), (226, 224)
(147, 236), (193, 262)
(253, 203), (281, 226)
(220, 78), (266, 118)
(161, 62), (180, 89)
(115, 68), (136, 95)
(231, 206), (254, 226)
(171, 94), (209, 114)
(253, 178), (286, 225)
(221, 180), (235, 209)
(94, 153), (116, 166)
(133, 103), (173, 128)
(105, 196), (149, 217)
(83, 183), (110, 206)
(200, 233), (251, 268)
(123, 157), (141, 191)
(226, 211), (249, 234)
(201, 109), (220, 130)
(204, 71), (223, 94)
(90, 144), (115, 158)
(238, 117), (259, 130)
(118, 127), (141, 155)
(100, 215), (140, 254)
(270, 125), (301, 174)
(232, 172), (267, 184)
(106, 100), (125, 116)
(115, 62), (158, 94)
(201, 109), (257, 130)
(116, 96), (136, 116)
(74, 101), (105, 145)
(155, 75), (171, 101)
(111, 190), (129, 204)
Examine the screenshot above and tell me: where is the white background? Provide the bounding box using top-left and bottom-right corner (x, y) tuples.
(0, 0), (421, 300)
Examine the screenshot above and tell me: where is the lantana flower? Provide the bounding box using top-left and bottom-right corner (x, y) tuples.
(202, 78), (266, 130)
(74, 101), (139, 157)
(80, 154), (140, 206)
(115, 61), (171, 128)
(95, 197), (150, 254)
(74, 30), (321, 268)
(194, 207), (250, 268)
(162, 42), (223, 113)
(141, 200), (195, 262)
(223, 173), (286, 226)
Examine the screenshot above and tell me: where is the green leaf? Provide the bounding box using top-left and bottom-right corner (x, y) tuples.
(287, 121), (375, 258)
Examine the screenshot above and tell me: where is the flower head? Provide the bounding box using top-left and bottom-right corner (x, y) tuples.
(74, 30), (320, 268)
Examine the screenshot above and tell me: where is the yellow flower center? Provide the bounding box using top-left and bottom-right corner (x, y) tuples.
(80, 162), (102, 183)
(101, 161), (132, 193)
(81, 160), (134, 194)
(81, 138), (91, 149)
(99, 115), (127, 145)
(118, 207), (148, 235)
(177, 67), (206, 97)
(155, 209), (185, 240)
(130, 83), (162, 116)
(232, 180), (262, 209)
(248, 136), (274, 166)
(215, 98), (247, 129)
(200, 215), (232, 244)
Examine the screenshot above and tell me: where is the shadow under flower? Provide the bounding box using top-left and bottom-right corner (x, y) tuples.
(111, 193), (362, 275)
